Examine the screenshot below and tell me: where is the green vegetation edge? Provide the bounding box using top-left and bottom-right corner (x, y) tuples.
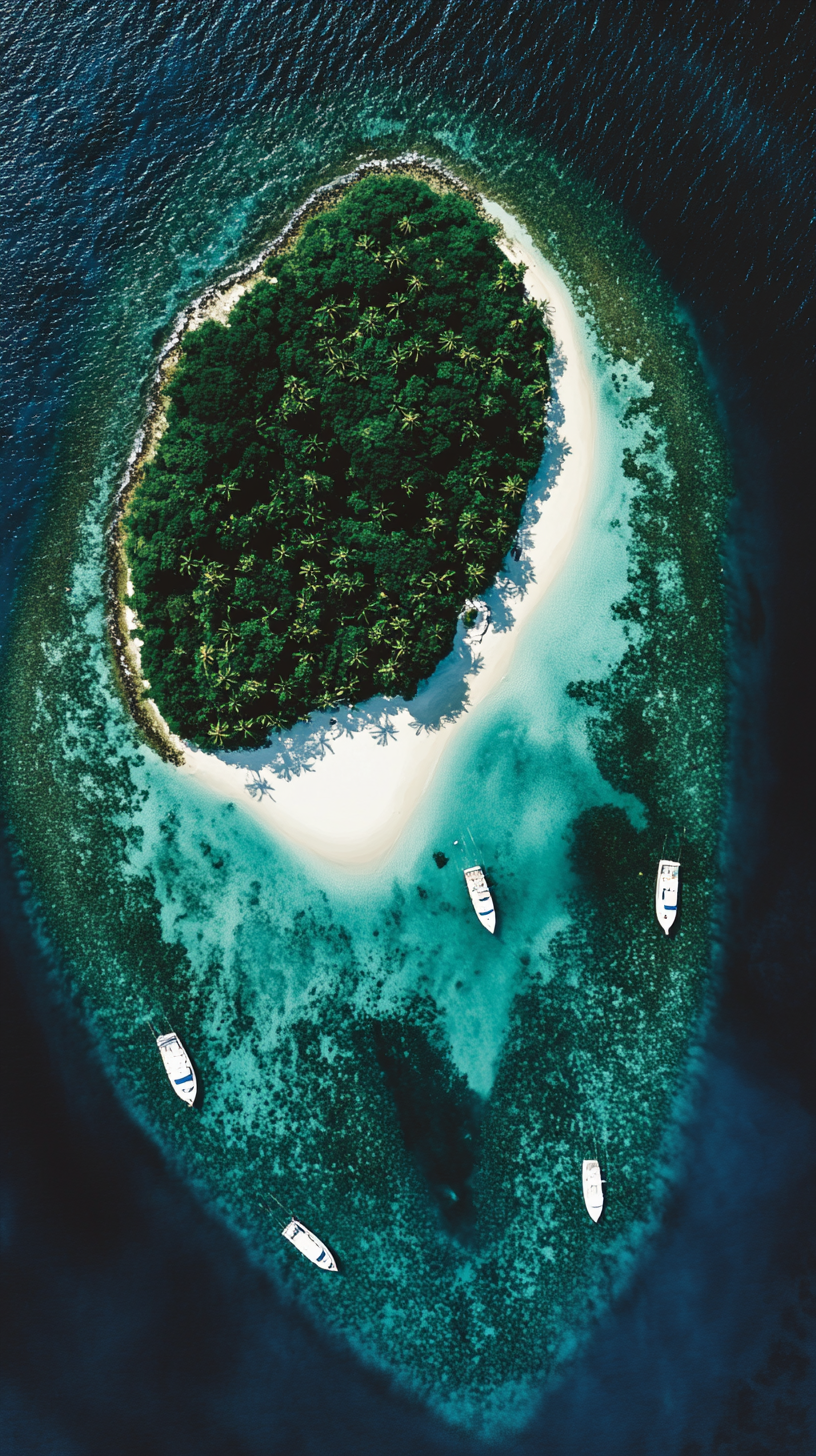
(124, 172), (552, 750)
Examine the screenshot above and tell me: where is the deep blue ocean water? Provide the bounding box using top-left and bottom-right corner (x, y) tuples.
(1, 3), (814, 1453)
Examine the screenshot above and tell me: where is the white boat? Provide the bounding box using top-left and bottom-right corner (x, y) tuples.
(464, 865), (496, 933)
(281, 1219), (338, 1271)
(582, 1159), (604, 1222)
(156, 1030), (197, 1105)
(655, 858), (681, 935)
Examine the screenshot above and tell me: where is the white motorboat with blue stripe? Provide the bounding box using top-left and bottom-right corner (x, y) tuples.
(655, 858), (680, 935)
(155, 1029), (197, 1105)
(281, 1219), (338, 1271)
(464, 865), (496, 933)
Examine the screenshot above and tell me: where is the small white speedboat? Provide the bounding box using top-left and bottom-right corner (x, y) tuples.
(464, 865), (496, 933)
(281, 1219), (338, 1271)
(156, 1030), (197, 1105)
(655, 858), (681, 934)
(582, 1159), (604, 1222)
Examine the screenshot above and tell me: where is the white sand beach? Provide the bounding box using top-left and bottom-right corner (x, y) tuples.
(141, 204), (598, 869)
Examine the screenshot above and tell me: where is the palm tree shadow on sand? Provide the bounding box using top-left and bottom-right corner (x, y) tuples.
(202, 338), (571, 793)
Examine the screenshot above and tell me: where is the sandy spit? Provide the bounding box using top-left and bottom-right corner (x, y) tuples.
(110, 169), (597, 871)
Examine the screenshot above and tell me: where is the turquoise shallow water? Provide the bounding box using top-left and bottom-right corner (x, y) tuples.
(2, 97), (729, 1434)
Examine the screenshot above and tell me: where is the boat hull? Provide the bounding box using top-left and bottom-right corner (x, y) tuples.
(281, 1219), (338, 1271)
(156, 1031), (197, 1105)
(582, 1158), (604, 1222)
(655, 858), (681, 935)
(463, 865), (496, 933)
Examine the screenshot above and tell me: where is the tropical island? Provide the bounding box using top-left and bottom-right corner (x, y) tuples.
(126, 175), (553, 749)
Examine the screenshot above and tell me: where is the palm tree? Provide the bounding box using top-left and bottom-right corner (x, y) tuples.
(492, 515), (510, 540)
(304, 500), (325, 526)
(324, 348), (348, 378)
(202, 564), (228, 591)
(383, 244), (407, 271)
(198, 643), (215, 674)
(281, 376), (318, 413)
(501, 475), (527, 501)
(438, 329), (458, 353)
(406, 336), (428, 362)
(399, 408), (420, 431)
(315, 298), (343, 327)
(397, 214), (413, 235)
(207, 720), (229, 747)
(360, 306), (381, 334)
(406, 274), (426, 295)
(386, 294), (408, 317)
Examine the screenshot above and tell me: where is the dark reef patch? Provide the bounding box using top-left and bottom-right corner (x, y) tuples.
(372, 1004), (484, 1239)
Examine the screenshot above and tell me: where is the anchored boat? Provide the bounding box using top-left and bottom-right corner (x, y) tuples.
(655, 858), (681, 935)
(281, 1219), (338, 1271)
(464, 865), (496, 933)
(582, 1159), (604, 1222)
(155, 1029), (197, 1105)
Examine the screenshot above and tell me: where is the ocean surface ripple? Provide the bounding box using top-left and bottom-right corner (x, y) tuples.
(1, 4), (813, 1454)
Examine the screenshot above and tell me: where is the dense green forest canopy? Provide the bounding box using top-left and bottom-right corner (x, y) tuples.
(126, 175), (552, 748)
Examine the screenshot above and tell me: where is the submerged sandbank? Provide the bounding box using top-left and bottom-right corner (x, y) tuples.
(167, 204), (597, 869)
